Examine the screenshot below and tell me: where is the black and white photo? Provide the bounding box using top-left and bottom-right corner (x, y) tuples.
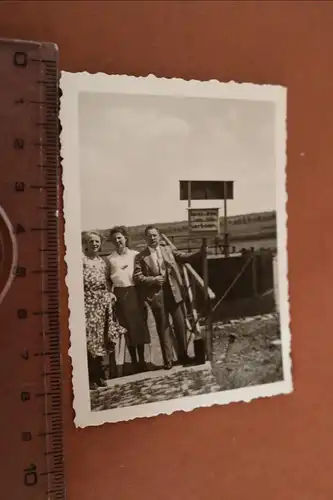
(61, 73), (291, 427)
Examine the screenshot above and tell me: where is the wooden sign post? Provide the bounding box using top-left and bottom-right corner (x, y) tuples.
(187, 180), (192, 251)
(179, 180), (234, 362)
(223, 180), (230, 257)
(188, 207), (219, 361)
(201, 237), (213, 360)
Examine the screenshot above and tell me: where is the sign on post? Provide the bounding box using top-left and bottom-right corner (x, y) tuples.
(180, 180), (234, 257)
(188, 207), (219, 235)
(179, 180), (234, 201)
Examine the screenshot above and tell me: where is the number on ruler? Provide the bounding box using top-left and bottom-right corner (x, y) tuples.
(21, 391), (30, 402)
(13, 52), (27, 67)
(21, 431), (32, 442)
(21, 350), (29, 360)
(14, 138), (24, 149)
(14, 181), (25, 192)
(14, 223), (25, 234)
(17, 309), (28, 319)
(13, 266), (26, 277)
(24, 464), (38, 487)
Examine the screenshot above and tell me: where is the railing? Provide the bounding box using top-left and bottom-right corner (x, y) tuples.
(161, 233), (216, 359)
(161, 234), (216, 301)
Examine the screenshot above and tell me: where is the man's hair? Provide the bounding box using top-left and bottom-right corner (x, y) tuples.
(144, 225), (160, 236)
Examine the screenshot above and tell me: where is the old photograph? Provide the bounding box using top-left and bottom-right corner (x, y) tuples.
(60, 73), (291, 427)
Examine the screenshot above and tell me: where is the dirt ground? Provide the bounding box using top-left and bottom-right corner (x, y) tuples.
(90, 313), (282, 412)
(210, 313), (283, 390)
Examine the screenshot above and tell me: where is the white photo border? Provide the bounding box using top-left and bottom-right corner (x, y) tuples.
(60, 72), (292, 428)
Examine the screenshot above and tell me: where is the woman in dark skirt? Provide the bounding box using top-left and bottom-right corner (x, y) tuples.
(106, 226), (151, 373)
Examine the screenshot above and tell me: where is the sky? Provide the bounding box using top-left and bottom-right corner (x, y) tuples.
(79, 92), (276, 231)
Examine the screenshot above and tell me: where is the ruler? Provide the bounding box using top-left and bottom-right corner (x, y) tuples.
(0, 39), (65, 499)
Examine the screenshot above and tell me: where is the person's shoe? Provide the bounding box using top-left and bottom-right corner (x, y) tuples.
(97, 379), (107, 388)
(132, 362), (141, 374)
(138, 361), (148, 372)
(181, 355), (196, 366)
(164, 361), (173, 370)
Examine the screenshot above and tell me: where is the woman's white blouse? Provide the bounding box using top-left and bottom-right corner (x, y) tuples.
(107, 249), (138, 287)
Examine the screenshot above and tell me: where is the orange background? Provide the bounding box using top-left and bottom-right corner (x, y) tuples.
(1, 1), (333, 499)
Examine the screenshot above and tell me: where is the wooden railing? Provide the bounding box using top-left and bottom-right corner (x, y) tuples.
(161, 233), (216, 301)
(161, 233), (215, 358)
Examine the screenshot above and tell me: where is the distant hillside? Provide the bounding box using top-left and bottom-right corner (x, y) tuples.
(82, 210), (277, 253)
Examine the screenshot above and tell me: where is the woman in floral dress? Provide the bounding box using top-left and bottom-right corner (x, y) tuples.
(83, 232), (126, 389)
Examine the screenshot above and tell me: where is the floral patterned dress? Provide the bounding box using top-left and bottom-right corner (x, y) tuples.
(83, 255), (125, 358)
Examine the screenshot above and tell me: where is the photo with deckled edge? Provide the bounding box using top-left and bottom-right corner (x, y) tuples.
(60, 72), (291, 428)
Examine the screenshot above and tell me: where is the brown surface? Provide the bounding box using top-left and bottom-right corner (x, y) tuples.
(0, 1), (332, 499)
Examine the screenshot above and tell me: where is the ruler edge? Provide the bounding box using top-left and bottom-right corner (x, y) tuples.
(0, 37), (59, 53)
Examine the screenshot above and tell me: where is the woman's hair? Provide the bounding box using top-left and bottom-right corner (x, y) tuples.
(109, 225), (130, 247)
(82, 231), (102, 253)
(85, 231), (102, 243)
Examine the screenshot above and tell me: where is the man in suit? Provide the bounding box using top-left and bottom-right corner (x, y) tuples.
(133, 225), (202, 370)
